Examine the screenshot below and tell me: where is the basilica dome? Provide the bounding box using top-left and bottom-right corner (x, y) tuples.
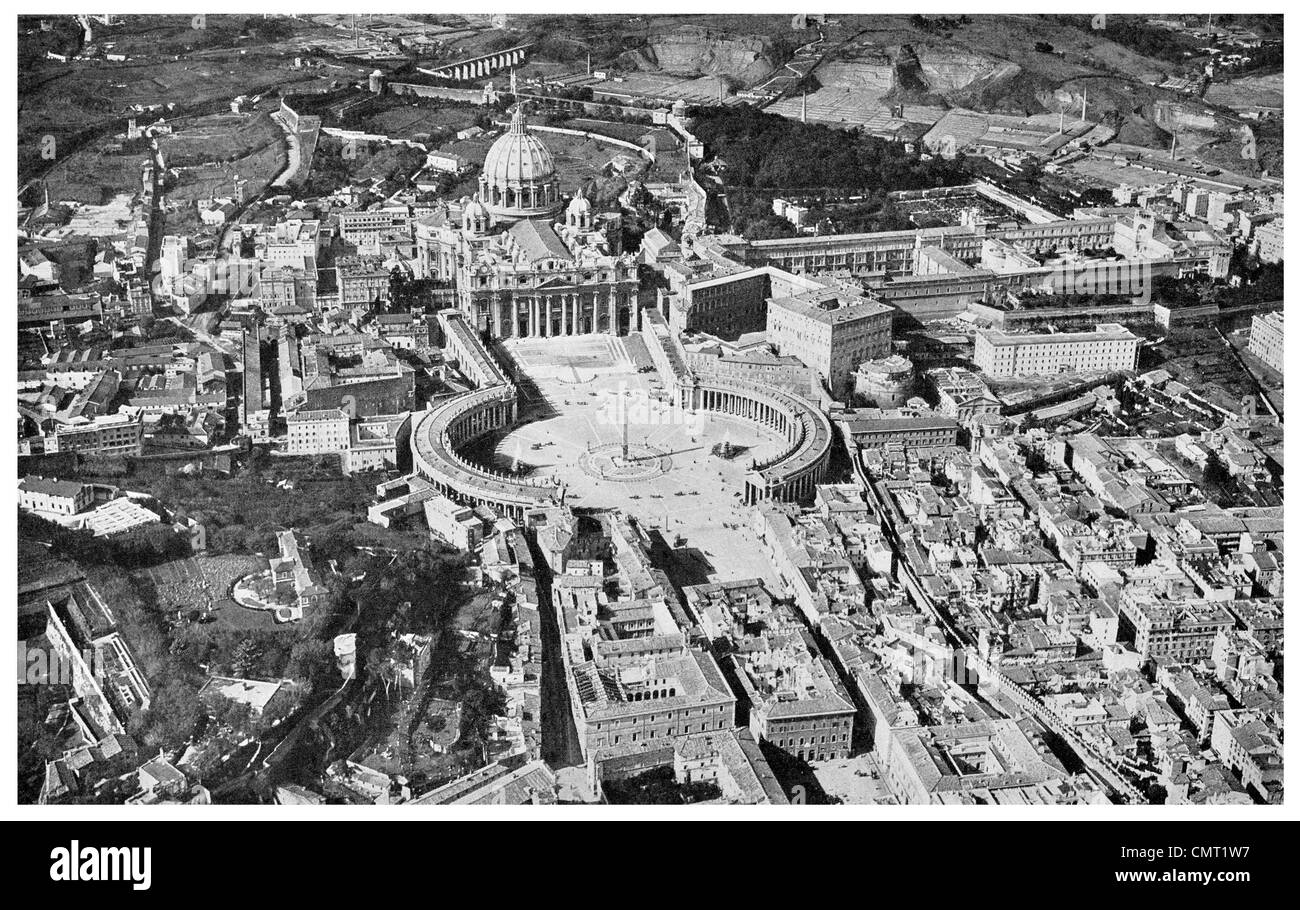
(478, 105), (561, 223)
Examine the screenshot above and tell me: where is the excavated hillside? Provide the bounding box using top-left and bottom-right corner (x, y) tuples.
(816, 15), (1230, 138)
(881, 44), (1023, 110)
(618, 29), (779, 85)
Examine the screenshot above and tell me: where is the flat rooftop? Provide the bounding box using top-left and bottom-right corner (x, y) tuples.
(769, 289), (893, 325)
(978, 324), (1138, 346)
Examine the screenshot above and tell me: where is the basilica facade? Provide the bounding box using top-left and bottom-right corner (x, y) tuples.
(415, 105), (640, 339)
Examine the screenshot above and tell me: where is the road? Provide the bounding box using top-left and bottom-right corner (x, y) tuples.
(527, 537), (584, 770)
(164, 315), (242, 361)
(270, 111), (302, 188)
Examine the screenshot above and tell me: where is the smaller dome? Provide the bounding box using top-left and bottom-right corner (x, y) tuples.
(462, 197), (489, 231)
(567, 189), (592, 216)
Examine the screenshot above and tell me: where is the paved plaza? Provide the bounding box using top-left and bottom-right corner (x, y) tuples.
(486, 336), (791, 590)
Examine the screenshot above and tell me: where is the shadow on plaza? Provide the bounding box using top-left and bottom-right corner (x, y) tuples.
(644, 528), (716, 589)
(758, 742), (836, 804)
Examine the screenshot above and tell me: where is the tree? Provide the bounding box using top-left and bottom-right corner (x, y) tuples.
(1203, 451), (1230, 489)
(287, 639), (336, 688)
(142, 678), (203, 749)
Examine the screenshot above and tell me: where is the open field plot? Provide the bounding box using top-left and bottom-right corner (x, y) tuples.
(595, 72), (745, 106)
(20, 41), (350, 184)
(304, 135), (425, 197)
(41, 139), (149, 206)
(160, 111), (283, 169)
(161, 112), (288, 222)
(1060, 152), (1258, 194)
(70, 14), (341, 59)
(764, 14), (1191, 142)
(198, 554), (267, 609)
(61, 194), (141, 238)
(139, 557), (210, 612)
(362, 105), (480, 141)
(827, 14), (1173, 86)
(1205, 72), (1284, 113)
(766, 90), (945, 136)
(135, 553), (264, 615)
(565, 118), (656, 143)
(540, 130), (644, 190)
(1146, 331), (1272, 411)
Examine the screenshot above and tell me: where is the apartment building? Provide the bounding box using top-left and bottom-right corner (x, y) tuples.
(766, 288), (893, 399)
(973, 324), (1140, 378)
(286, 409), (351, 456)
(1247, 310), (1284, 372)
(46, 412), (144, 457)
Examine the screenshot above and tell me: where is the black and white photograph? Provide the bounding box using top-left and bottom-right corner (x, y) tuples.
(6, 2), (1293, 895)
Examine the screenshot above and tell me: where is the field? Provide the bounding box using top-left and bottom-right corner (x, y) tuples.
(136, 553), (265, 616)
(160, 110), (283, 169)
(767, 87), (945, 138)
(1146, 330), (1274, 415)
(1205, 72), (1285, 114)
(159, 111), (289, 228)
(303, 136), (426, 198)
(18, 14), (371, 186)
(362, 104), (481, 142)
(595, 72), (747, 107)
(41, 139), (149, 206)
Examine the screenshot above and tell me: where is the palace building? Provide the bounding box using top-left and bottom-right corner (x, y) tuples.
(414, 104), (639, 339)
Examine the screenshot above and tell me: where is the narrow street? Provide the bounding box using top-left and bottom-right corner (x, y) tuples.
(528, 538), (583, 771)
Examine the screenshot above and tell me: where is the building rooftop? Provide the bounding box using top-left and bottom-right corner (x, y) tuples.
(20, 476), (86, 499)
(977, 324), (1138, 347)
(769, 288), (893, 325)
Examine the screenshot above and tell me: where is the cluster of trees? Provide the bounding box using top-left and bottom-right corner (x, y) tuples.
(388, 270), (450, 312)
(18, 510), (191, 570)
(302, 136), (425, 200)
(689, 106), (968, 193)
(312, 545), (514, 789)
(1150, 252), (1283, 311)
(1055, 15), (1202, 64)
(526, 17), (647, 67)
(603, 766), (723, 805)
(727, 189), (918, 241)
(240, 16), (294, 42)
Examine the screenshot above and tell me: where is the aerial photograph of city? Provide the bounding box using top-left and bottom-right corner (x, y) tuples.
(13, 6), (1286, 834)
